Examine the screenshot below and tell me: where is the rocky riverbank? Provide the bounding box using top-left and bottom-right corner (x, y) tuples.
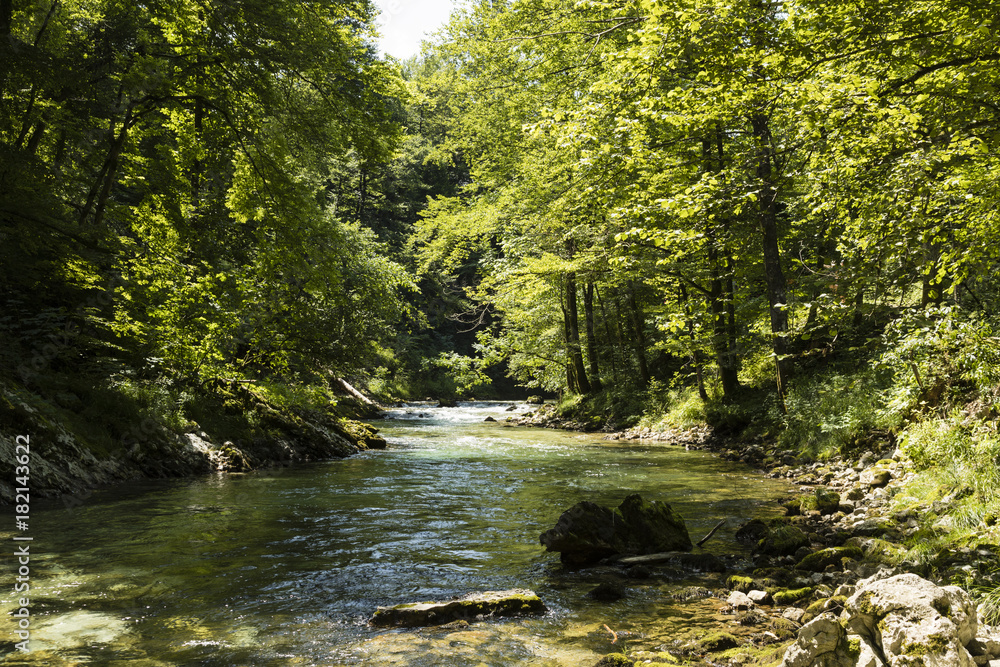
(0, 379), (388, 505)
(568, 423), (1000, 666)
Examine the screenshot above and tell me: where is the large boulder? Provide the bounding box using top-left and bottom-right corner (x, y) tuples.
(845, 573), (977, 667)
(370, 589), (546, 627)
(779, 573), (988, 667)
(539, 494), (692, 565)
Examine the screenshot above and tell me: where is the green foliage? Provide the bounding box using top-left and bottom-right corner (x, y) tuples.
(878, 307), (1000, 419)
(423, 352), (493, 398)
(640, 382), (706, 430)
(780, 368), (892, 458)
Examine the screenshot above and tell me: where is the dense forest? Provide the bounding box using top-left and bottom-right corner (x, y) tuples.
(2, 0), (999, 502)
(5, 2), (1000, 664)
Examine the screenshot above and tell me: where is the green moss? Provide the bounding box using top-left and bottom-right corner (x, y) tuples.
(795, 545), (863, 571)
(902, 633), (952, 657)
(727, 575), (755, 593)
(698, 632), (739, 652)
(800, 488), (841, 515)
(854, 590), (879, 617)
(846, 636), (862, 659)
(593, 654), (634, 667)
(773, 587), (813, 605)
(758, 525), (810, 556)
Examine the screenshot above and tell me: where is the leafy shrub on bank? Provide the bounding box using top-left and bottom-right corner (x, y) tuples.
(878, 306), (1000, 419)
(779, 367), (891, 459)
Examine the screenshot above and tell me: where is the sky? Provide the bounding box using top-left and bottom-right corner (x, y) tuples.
(376, 0), (458, 60)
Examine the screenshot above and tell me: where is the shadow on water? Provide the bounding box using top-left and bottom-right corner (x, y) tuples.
(0, 402), (794, 666)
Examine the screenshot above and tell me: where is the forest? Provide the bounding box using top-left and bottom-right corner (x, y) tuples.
(2, 0), (1000, 547)
(4, 1), (1000, 665)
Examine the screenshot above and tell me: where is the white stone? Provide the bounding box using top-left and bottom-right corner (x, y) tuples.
(727, 590), (754, 609)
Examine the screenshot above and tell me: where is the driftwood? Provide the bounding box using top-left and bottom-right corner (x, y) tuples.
(617, 551), (691, 566)
(697, 518), (727, 547)
(336, 377), (380, 407)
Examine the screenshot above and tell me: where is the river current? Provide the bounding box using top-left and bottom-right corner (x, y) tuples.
(1, 402), (794, 665)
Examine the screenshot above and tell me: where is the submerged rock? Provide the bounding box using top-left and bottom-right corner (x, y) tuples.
(539, 494), (692, 565)
(588, 581), (628, 602)
(369, 589), (546, 628)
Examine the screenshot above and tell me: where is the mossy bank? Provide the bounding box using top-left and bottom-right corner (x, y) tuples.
(0, 375), (387, 505)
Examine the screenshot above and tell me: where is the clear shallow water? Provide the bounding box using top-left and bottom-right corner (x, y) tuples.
(1, 402), (794, 666)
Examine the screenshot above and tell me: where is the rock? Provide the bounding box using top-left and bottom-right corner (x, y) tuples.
(697, 632), (740, 652)
(801, 488), (841, 515)
(437, 399), (458, 408)
(778, 613), (851, 667)
(370, 589), (546, 627)
(728, 575), (755, 592)
(844, 486), (866, 501)
(540, 494), (692, 565)
(505, 404), (517, 411)
(758, 525), (810, 556)
(748, 590), (773, 605)
(779, 573), (983, 667)
(672, 552), (726, 572)
(845, 573), (977, 666)
(736, 518), (769, 545)
(525, 395), (544, 405)
(593, 655), (633, 667)
(625, 564), (652, 578)
(859, 467), (891, 488)
(795, 546), (864, 571)
(727, 591), (754, 609)
(483, 416), (496, 422)
(588, 581), (627, 602)
(774, 587), (814, 605)
(782, 607), (807, 624)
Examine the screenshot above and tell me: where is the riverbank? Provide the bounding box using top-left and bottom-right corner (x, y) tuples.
(505, 400), (1000, 666)
(0, 376), (389, 505)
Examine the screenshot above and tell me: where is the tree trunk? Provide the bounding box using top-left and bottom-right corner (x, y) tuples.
(702, 133), (740, 398)
(595, 286), (620, 384)
(626, 282), (650, 387)
(751, 111), (789, 405)
(680, 282), (708, 400)
(852, 284), (865, 327)
(583, 282), (603, 392)
(564, 271), (592, 394)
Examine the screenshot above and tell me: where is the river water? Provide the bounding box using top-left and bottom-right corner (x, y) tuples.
(1, 402), (794, 666)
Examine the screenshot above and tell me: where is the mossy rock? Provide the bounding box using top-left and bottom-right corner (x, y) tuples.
(697, 632), (739, 652)
(593, 654), (634, 667)
(844, 536), (905, 563)
(370, 589), (546, 627)
(727, 575), (755, 593)
(795, 545), (863, 571)
(800, 488), (841, 515)
(805, 595), (847, 615)
(758, 525), (810, 556)
(772, 587), (814, 605)
(337, 419), (387, 450)
(219, 442), (252, 471)
(770, 616), (800, 639)
(782, 498), (802, 516)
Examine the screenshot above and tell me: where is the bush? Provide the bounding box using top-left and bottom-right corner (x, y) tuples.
(878, 306), (1000, 419)
(779, 367), (891, 458)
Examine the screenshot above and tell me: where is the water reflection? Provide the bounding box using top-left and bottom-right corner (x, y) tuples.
(0, 402), (793, 665)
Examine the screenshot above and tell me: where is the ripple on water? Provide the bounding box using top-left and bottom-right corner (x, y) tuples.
(0, 402), (793, 665)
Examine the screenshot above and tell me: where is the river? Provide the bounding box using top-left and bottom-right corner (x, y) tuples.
(1, 402), (794, 666)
